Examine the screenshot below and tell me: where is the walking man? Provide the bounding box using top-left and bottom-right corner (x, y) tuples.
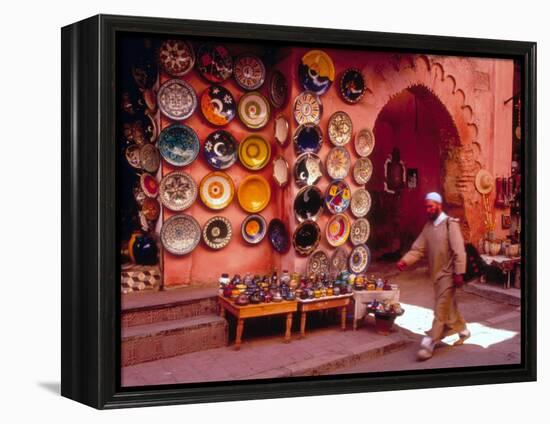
(396, 192), (471, 360)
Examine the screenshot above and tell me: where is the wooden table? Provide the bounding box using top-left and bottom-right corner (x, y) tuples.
(218, 296), (298, 350)
(480, 254), (521, 289)
(297, 294), (353, 338)
(352, 289), (400, 330)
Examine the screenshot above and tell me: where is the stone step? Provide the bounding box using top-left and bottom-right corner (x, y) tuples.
(122, 314), (228, 366)
(122, 287), (219, 328)
(463, 281), (520, 307)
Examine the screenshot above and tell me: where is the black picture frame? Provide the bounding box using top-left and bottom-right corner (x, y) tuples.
(61, 14), (537, 409)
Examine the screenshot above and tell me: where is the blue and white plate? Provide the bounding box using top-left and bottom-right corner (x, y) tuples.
(348, 244), (371, 274)
(158, 124), (200, 167)
(203, 130), (237, 170)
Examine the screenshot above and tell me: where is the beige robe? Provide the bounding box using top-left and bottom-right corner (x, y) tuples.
(401, 216), (467, 341)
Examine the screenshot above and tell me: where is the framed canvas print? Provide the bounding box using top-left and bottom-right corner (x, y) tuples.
(61, 14), (536, 409)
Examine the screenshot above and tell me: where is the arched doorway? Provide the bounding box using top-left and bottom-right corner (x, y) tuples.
(368, 84), (461, 259)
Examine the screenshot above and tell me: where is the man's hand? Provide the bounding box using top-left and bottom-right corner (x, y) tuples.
(396, 260), (407, 272)
(453, 273), (464, 288)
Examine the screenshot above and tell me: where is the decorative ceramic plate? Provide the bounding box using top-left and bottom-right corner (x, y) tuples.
(326, 213), (351, 247)
(340, 68), (366, 104)
(292, 220), (321, 256)
(349, 244), (371, 274)
(238, 91), (271, 129)
(157, 79), (197, 121)
(241, 214), (267, 244)
(141, 197), (161, 221)
(233, 54), (266, 91)
(294, 153), (324, 186)
(125, 144), (141, 169)
(237, 175), (271, 213)
(200, 85), (237, 126)
(238, 135), (271, 171)
(326, 147), (351, 180)
(139, 143), (160, 173)
(123, 117), (155, 145)
(350, 218), (370, 246)
(159, 171), (197, 211)
(159, 39), (195, 77)
(293, 185), (323, 223)
(354, 128), (376, 157)
(269, 71), (288, 108)
(202, 216), (232, 250)
(298, 50), (335, 95)
(158, 124), (200, 167)
(199, 171), (235, 210)
(293, 91), (322, 125)
(133, 183), (147, 207)
(160, 214), (201, 256)
(328, 111), (353, 146)
(353, 157), (373, 185)
(274, 114), (289, 147)
(196, 44), (233, 83)
(306, 250), (330, 276)
(325, 179), (351, 214)
(268, 218), (290, 253)
(330, 246), (349, 275)
(350, 188), (372, 218)
(203, 130), (238, 170)
(272, 155), (289, 187)
(140, 173), (159, 198)
(293, 124), (323, 155)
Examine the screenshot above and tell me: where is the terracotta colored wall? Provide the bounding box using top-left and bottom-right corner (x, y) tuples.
(157, 42), (515, 288)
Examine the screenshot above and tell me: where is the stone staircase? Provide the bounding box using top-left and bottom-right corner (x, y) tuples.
(121, 287), (228, 366)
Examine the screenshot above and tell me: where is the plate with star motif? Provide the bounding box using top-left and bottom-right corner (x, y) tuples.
(157, 79), (197, 121)
(293, 91), (322, 125)
(203, 130), (238, 170)
(196, 44), (233, 83)
(160, 214), (201, 256)
(158, 171), (197, 211)
(328, 111), (353, 146)
(200, 85), (237, 126)
(158, 39), (195, 77)
(233, 54), (266, 90)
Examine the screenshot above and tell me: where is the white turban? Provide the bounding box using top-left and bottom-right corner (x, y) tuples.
(425, 192), (443, 203)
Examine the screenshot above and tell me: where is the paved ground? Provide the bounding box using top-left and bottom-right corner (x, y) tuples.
(121, 262), (521, 386)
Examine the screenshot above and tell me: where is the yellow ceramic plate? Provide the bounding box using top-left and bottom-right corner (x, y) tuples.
(237, 175), (271, 213)
(199, 171), (235, 210)
(238, 135), (271, 171)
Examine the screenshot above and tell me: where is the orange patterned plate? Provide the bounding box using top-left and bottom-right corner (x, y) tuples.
(199, 171), (235, 210)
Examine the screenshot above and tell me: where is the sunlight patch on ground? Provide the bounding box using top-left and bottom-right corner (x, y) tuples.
(395, 303), (518, 348)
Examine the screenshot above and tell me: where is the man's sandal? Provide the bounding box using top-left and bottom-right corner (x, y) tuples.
(453, 329), (471, 346)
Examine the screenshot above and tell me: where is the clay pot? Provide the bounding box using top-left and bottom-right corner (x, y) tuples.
(489, 240), (502, 256)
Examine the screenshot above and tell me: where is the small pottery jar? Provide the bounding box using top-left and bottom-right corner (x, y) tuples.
(489, 240), (502, 256)
(333, 286), (340, 296)
(327, 287), (334, 296)
(235, 293), (250, 306)
(231, 288), (240, 299)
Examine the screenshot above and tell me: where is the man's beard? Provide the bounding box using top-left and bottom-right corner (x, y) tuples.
(428, 210), (441, 221)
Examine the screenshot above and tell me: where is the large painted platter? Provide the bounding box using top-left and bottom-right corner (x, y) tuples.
(241, 214), (267, 245)
(161, 214), (201, 256)
(158, 124), (200, 167)
(199, 171), (235, 210)
(202, 216), (232, 250)
(325, 179), (351, 214)
(159, 171), (197, 211)
(200, 85), (237, 126)
(237, 175), (271, 213)
(157, 79), (197, 121)
(159, 39), (195, 77)
(294, 185), (324, 222)
(292, 220), (321, 256)
(298, 50), (335, 95)
(233, 54), (266, 90)
(196, 44), (233, 83)
(203, 130), (238, 170)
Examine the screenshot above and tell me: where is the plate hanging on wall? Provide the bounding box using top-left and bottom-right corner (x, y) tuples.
(158, 171), (197, 211)
(203, 130), (238, 170)
(325, 179), (351, 214)
(298, 50), (335, 95)
(141, 197), (161, 222)
(269, 70), (288, 108)
(160, 214), (201, 256)
(306, 250), (330, 276)
(328, 111), (353, 146)
(202, 216), (232, 250)
(199, 171), (235, 210)
(268, 218), (290, 253)
(238, 91), (271, 130)
(125, 144), (142, 169)
(158, 39), (195, 77)
(293, 91), (322, 125)
(196, 44), (233, 83)
(339, 68), (366, 104)
(292, 220), (321, 256)
(140, 173), (159, 198)
(294, 185), (324, 222)
(200, 85), (237, 126)
(272, 155), (289, 188)
(350, 218), (370, 246)
(157, 79), (197, 121)
(233, 54), (266, 91)
(349, 244), (372, 274)
(330, 246), (349, 275)
(350, 188), (372, 218)
(274, 114), (289, 147)
(158, 124), (200, 167)
(326, 146), (351, 180)
(139, 143), (160, 174)
(353, 157), (373, 185)
(326, 213), (351, 247)
(294, 152), (324, 186)
(238, 135), (271, 171)
(241, 214), (267, 245)
(237, 175), (271, 213)
(293, 124), (323, 155)
(354, 128), (376, 157)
